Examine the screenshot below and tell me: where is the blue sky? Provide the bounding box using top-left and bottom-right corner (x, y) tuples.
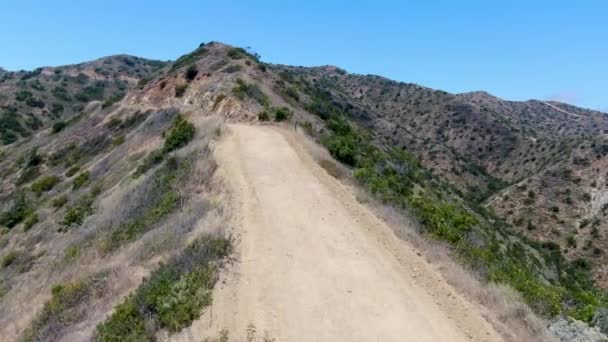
(1, 1), (606, 110)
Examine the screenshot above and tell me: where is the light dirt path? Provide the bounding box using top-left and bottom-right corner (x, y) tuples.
(178, 124), (503, 342)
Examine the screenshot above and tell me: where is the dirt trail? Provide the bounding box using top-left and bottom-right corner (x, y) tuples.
(183, 124), (503, 341)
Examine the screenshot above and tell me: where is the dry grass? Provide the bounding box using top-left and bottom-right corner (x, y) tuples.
(361, 194), (555, 342)
(0, 109), (229, 341)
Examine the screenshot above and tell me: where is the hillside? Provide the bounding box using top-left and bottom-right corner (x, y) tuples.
(0, 41), (607, 341)
(0, 55), (167, 145)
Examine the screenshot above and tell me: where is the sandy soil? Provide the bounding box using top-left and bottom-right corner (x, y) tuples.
(173, 124), (503, 342)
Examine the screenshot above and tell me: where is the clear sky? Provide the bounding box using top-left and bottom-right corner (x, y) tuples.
(1, 1), (606, 110)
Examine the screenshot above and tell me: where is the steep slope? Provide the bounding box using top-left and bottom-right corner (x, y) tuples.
(268, 65), (608, 287)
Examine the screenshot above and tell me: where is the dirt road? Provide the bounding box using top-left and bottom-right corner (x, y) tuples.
(183, 124), (503, 341)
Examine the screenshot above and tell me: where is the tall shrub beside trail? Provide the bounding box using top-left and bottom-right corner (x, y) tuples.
(164, 115), (196, 152)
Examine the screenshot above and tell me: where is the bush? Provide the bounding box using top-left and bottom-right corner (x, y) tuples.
(232, 79), (269, 106)
(227, 47), (247, 59)
(52, 195), (68, 209)
(163, 115), (196, 152)
(175, 83), (188, 97)
(185, 65), (198, 81)
(72, 171), (90, 189)
(101, 93), (124, 109)
(31, 175), (60, 195)
(284, 87), (299, 101)
(66, 165), (80, 177)
(133, 149), (165, 177)
(51, 103), (64, 116)
(52, 121), (67, 133)
(23, 213), (39, 231)
(322, 133), (357, 166)
(61, 197), (93, 228)
(1, 251), (19, 268)
(95, 236), (230, 339)
(21, 273), (108, 341)
(258, 111), (269, 121)
(0, 193), (33, 228)
(95, 300), (146, 341)
(273, 106), (291, 122)
(103, 157), (186, 252)
(15, 90), (33, 102)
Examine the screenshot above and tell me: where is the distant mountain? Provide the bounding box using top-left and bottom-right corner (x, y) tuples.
(0, 55), (167, 144)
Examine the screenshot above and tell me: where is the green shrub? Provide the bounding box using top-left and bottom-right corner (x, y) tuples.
(273, 106), (291, 122)
(95, 236), (230, 339)
(232, 79), (269, 106)
(112, 135), (125, 146)
(223, 64), (242, 73)
(227, 47), (247, 59)
(284, 87), (299, 101)
(105, 117), (123, 130)
(15, 90), (33, 102)
(170, 45), (208, 72)
(31, 175), (60, 195)
(21, 273), (108, 342)
(17, 166), (40, 185)
(94, 300), (147, 341)
(63, 244), (81, 263)
(103, 156), (195, 252)
(66, 165), (80, 177)
(61, 197), (93, 229)
(72, 171), (90, 189)
(26, 97), (45, 108)
(1, 251), (19, 268)
(101, 93), (124, 109)
(51, 103), (64, 116)
(322, 133), (357, 166)
(0, 193), (33, 228)
(134, 149), (165, 177)
(52, 86), (71, 101)
(185, 65), (198, 81)
(163, 115), (196, 152)
(23, 213), (39, 231)
(75, 85), (105, 102)
(175, 83), (188, 97)
(52, 121), (67, 133)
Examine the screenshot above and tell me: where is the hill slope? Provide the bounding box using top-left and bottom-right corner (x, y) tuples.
(0, 41), (607, 341)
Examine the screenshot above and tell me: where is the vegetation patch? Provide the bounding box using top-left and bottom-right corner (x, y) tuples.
(175, 83), (188, 97)
(163, 115), (196, 152)
(133, 115), (196, 177)
(103, 155), (192, 252)
(232, 79), (269, 106)
(23, 213), (39, 231)
(0, 192), (33, 229)
(31, 175), (60, 195)
(95, 236), (230, 340)
(304, 81), (608, 325)
(20, 272), (109, 342)
(101, 92), (125, 109)
(72, 171), (90, 189)
(60, 196), (94, 230)
(171, 44), (208, 72)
